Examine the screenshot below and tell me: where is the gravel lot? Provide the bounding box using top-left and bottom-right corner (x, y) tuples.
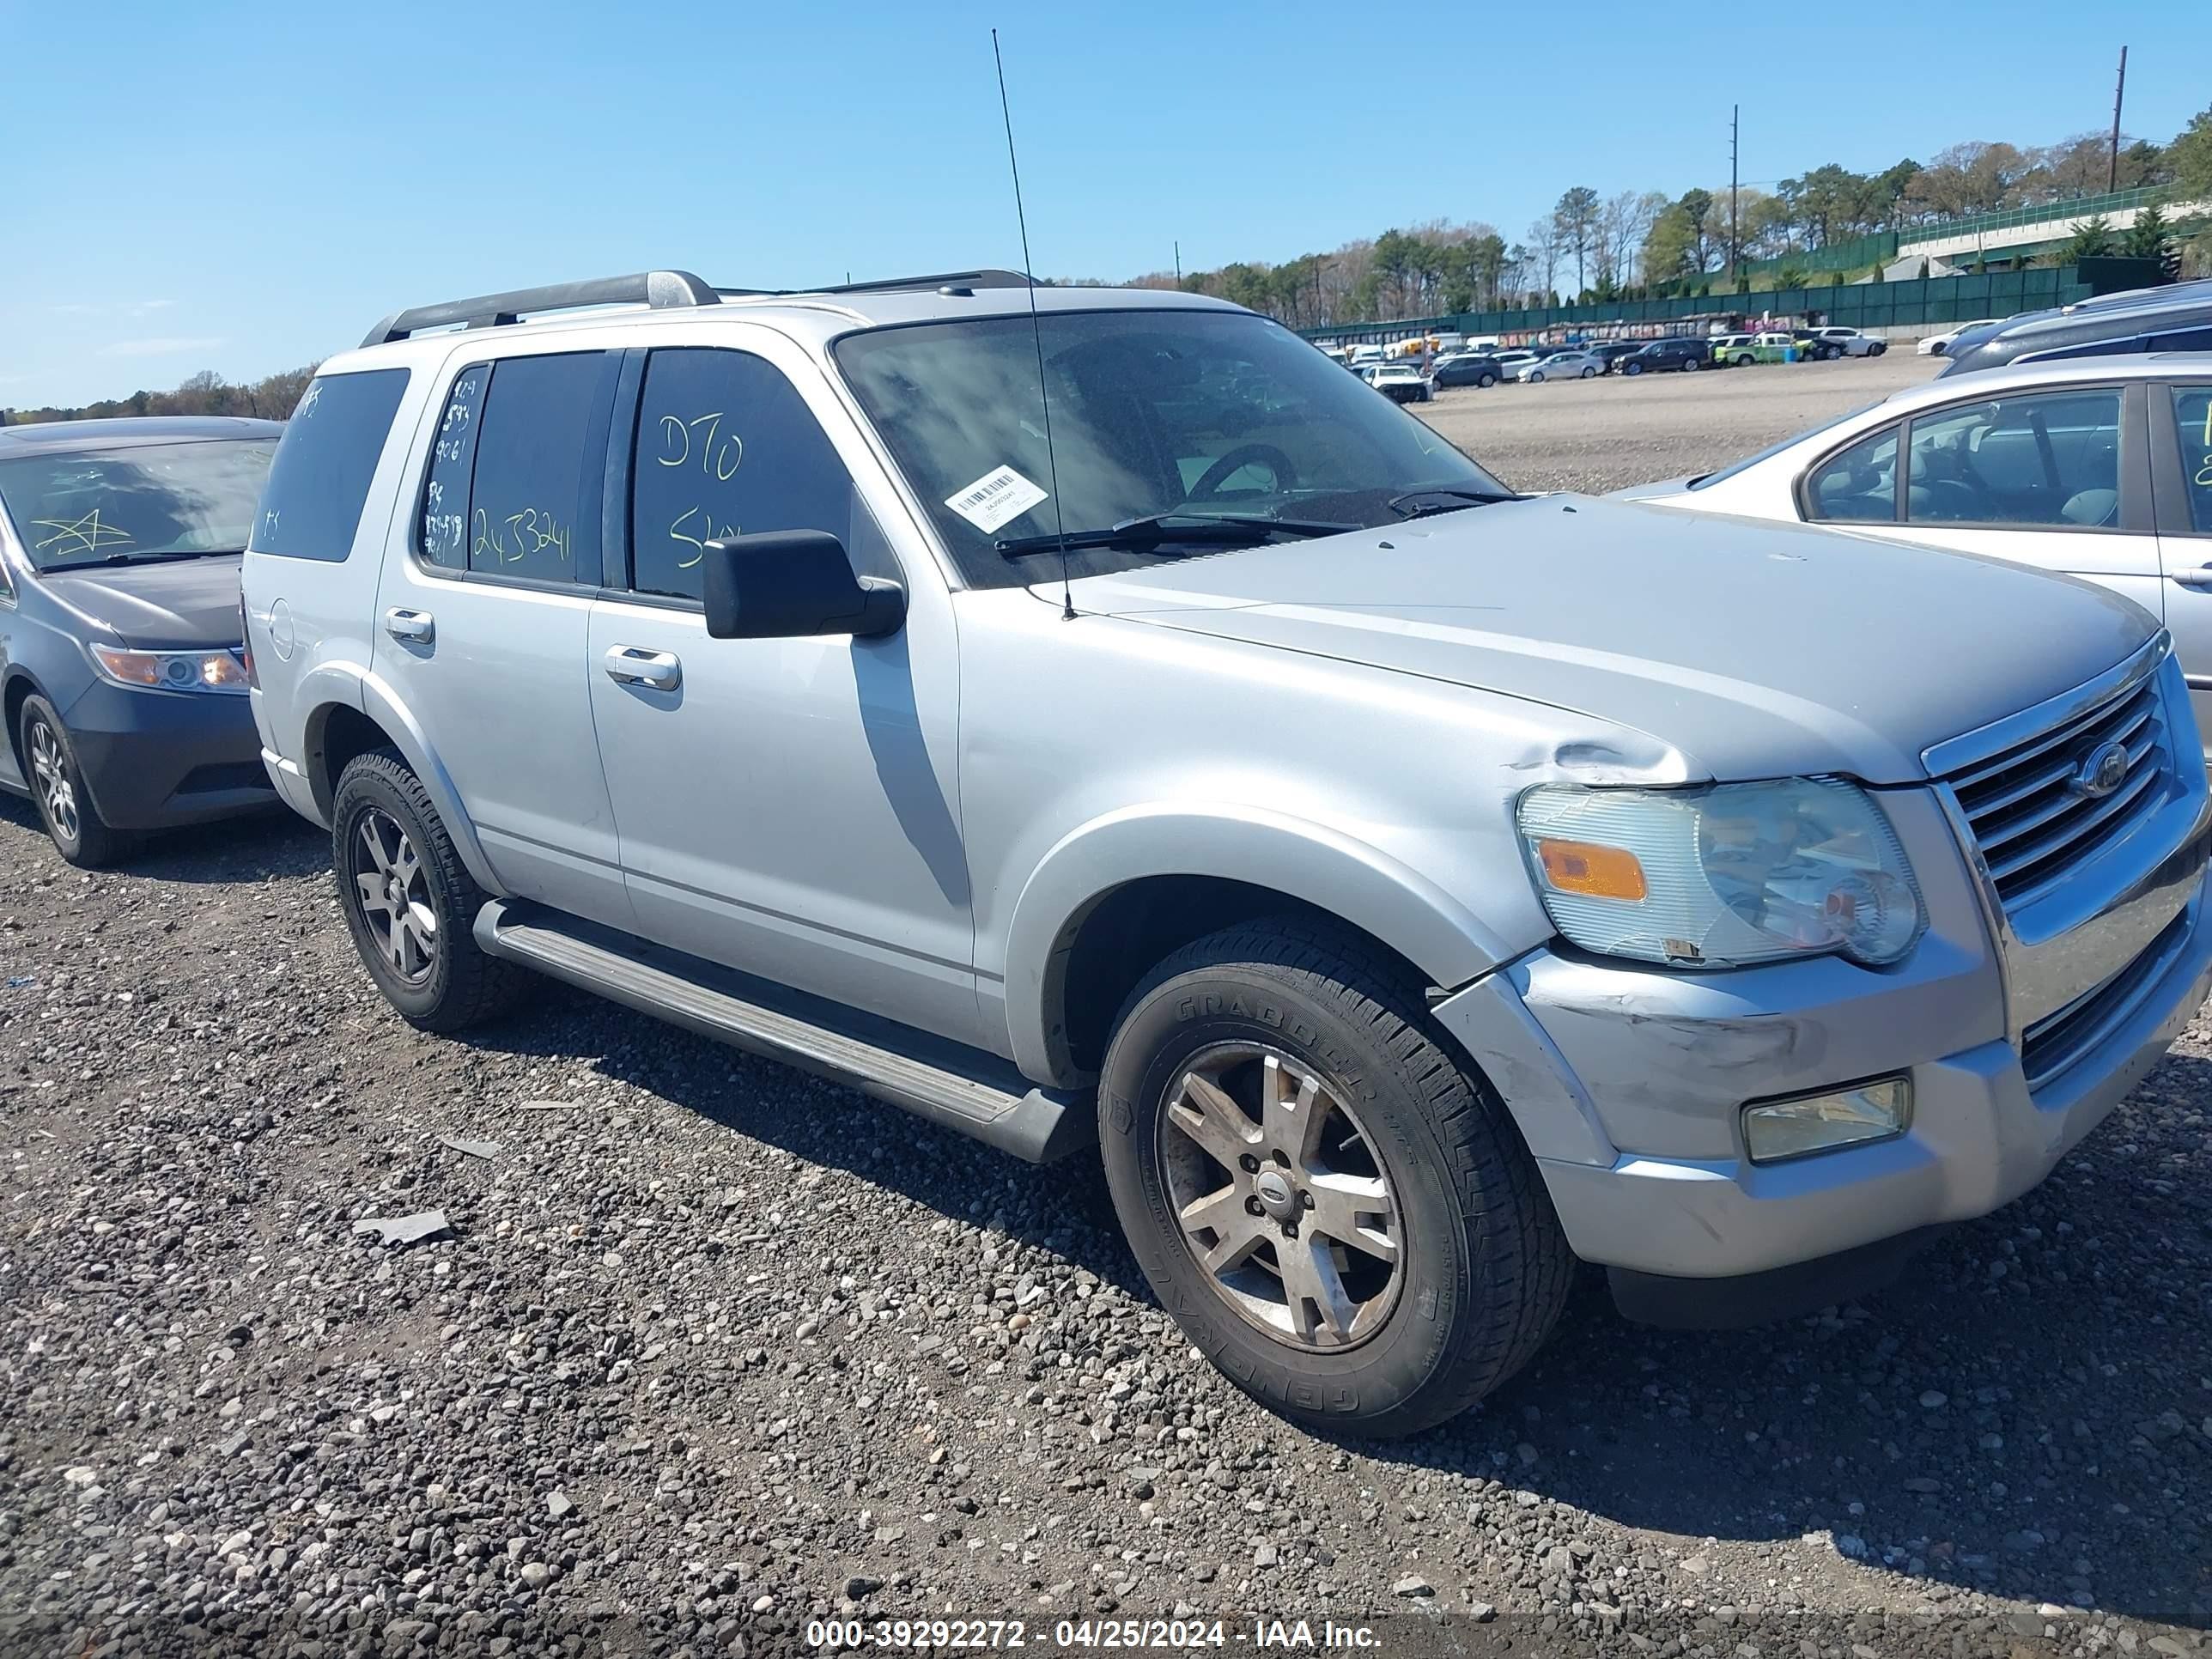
(1416, 350), (1942, 493)
(5, 358), (2210, 1658)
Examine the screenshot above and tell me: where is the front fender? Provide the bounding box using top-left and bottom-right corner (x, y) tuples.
(301, 663), (502, 897)
(999, 803), (1516, 1083)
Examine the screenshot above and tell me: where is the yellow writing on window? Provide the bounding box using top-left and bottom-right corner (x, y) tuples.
(472, 506), (572, 566)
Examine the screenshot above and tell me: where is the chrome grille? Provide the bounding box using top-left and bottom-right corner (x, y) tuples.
(1942, 674), (2169, 912)
(2018, 908), (2189, 1092)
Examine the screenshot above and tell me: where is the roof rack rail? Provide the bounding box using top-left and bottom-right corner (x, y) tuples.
(360, 270), (720, 349)
(818, 269), (1034, 295)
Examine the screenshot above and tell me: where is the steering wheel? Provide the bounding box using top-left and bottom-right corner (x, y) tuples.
(1188, 442), (1298, 502)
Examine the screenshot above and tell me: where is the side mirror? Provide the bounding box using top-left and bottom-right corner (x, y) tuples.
(700, 531), (906, 641)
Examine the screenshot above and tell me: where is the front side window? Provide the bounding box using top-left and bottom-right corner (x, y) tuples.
(627, 348), (883, 601)
(3, 435), (277, 572)
(416, 352), (611, 583)
(2173, 386), (2212, 534)
(1804, 426), (1899, 523)
(252, 369), (408, 562)
(1905, 388), (2122, 528)
(834, 308), (1504, 588)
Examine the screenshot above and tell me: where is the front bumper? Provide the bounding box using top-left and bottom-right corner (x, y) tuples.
(58, 679), (276, 831)
(1431, 707), (2212, 1316)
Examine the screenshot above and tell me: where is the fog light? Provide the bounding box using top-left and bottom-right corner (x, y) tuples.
(1743, 1077), (1910, 1164)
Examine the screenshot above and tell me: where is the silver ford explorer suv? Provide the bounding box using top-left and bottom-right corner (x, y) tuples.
(243, 269), (2212, 1436)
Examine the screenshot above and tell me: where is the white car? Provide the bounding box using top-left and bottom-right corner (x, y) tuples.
(1809, 325), (1887, 358)
(1918, 319), (2002, 357)
(1517, 349), (1601, 383)
(1616, 353), (2212, 752)
(1362, 361), (1434, 403)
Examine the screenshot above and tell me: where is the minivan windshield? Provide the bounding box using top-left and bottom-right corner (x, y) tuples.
(834, 308), (1508, 588)
(0, 438), (276, 571)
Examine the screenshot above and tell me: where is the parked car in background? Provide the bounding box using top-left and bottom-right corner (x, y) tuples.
(246, 269), (2212, 1437)
(1490, 349), (1544, 379)
(1517, 349), (1601, 382)
(1619, 353), (2212, 755)
(1790, 329), (1846, 362)
(1939, 280), (2212, 378)
(1588, 343), (1645, 374)
(1364, 361), (1435, 402)
(1919, 319), (2002, 356)
(1709, 333), (1756, 365)
(1618, 337), (1709, 375)
(1809, 325), (1886, 357)
(0, 416), (281, 864)
(1431, 354), (1504, 389)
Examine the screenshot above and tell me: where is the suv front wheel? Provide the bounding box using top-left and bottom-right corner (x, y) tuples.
(331, 749), (521, 1031)
(1097, 919), (1573, 1437)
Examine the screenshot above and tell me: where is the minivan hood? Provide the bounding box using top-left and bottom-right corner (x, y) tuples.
(1074, 496), (2153, 786)
(36, 553), (245, 650)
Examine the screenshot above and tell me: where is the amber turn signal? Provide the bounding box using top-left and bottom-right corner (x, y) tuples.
(1535, 837), (1649, 901)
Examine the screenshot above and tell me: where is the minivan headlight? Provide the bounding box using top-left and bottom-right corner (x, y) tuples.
(88, 643), (250, 696)
(1516, 779), (1924, 969)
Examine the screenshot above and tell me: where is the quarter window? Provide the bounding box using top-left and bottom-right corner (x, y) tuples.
(1804, 426), (1898, 523)
(417, 352), (613, 583)
(1905, 389), (2123, 529)
(252, 368), (409, 562)
(628, 348), (882, 602)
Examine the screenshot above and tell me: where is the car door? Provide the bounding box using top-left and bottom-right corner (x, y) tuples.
(372, 346), (635, 929)
(2148, 376), (2212, 754)
(1886, 380), (2166, 621)
(584, 332), (979, 1047)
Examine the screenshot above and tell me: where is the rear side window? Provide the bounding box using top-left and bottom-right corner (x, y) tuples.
(251, 368), (409, 561)
(627, 348), (881, 602)
(460, 354), (612, 583)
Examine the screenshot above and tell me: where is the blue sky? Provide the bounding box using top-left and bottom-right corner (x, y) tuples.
(2, 0), (2203, 407)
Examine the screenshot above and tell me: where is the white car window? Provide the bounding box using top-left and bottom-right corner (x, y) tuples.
(1905, 389), (2123, 529)
(1805, 427), (1899, 523)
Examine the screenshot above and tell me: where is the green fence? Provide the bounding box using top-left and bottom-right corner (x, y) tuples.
(1303, 265), (2093, 345)
(1736, 228), (1898, 280)
(1896, 185), (2161, 249)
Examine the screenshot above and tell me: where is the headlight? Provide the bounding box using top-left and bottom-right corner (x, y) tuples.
(88, 643), (250, 696)
(1516, 779), (1924, 969)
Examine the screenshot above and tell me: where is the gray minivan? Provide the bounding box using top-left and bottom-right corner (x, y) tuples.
(0, 417), (279, 864)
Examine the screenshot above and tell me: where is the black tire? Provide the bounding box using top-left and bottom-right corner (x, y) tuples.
(1097, 919), (1574, 1437)
(1579, 365), (1596, 379)
(1527, 372), (1545, 384)
(1622, 360), (1643, 375)
(1682, 356), (1700, 371)
(1476, 371), (1498, 388)
(17, 694), (126, 868)
(331, 748), (522, 1032)
(1870, 342), (1887, 356)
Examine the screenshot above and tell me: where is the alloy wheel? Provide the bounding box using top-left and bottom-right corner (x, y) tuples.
(1158, 1043), (1403, 1351)
(27, 719), (79, 845)
(350, 808), (438, 983)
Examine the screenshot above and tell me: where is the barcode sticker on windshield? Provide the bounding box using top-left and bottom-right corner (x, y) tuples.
(945, 465), (1048, 534)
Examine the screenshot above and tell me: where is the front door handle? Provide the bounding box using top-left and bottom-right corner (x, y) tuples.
(384, 608), (434, 643)
(2173, 566), (2212, 590)
(604, 646), (682, 691)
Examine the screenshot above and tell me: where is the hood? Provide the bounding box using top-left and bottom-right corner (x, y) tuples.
(36, 554), (245, 650)
(1073, 495), (2154, 786)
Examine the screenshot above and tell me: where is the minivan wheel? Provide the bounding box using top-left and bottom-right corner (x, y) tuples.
(1097, 920), (1574, 1437)
(331, 749), (522, 1031)
(19, 695), (124, 867)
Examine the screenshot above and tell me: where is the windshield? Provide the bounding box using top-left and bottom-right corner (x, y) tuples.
(0, 438), (276, 571)
(834, 308), (1504, 588)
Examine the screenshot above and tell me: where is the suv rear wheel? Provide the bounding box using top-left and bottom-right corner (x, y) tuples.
(331, 749), (522, 1031)
(19, 695), (125, 868)
(1097, 919), (1573, 1437)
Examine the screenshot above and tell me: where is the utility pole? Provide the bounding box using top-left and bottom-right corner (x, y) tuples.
(1174, 240), (1182, 286)
(1729, 105), (1741, 284)
(2108, 47), (2128, 193)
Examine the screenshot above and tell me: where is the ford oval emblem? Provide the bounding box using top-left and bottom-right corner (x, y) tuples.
(2070, 739), (2130, 799)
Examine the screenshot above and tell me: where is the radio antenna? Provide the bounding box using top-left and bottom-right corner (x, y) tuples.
(991, 28), (1074, 622)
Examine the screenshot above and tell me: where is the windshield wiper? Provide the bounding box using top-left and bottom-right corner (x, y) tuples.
(1387, 487), (1520, 521)
(996, 513), (1357, 560)
(41, 548), (234, 572)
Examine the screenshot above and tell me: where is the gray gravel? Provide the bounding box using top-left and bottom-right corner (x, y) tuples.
(5, 380), (2211, 1654)
(1416, 350), (1943, 494)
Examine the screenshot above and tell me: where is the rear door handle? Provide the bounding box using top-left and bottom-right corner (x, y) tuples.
(604, 646), (682, 691)
(384, 608), (434, 643)
(2173, 567), (2212, 589)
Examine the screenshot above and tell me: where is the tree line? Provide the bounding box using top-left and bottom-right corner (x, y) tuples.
(2, 365), (320, 428)
(1135, 105), (2212, 328)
